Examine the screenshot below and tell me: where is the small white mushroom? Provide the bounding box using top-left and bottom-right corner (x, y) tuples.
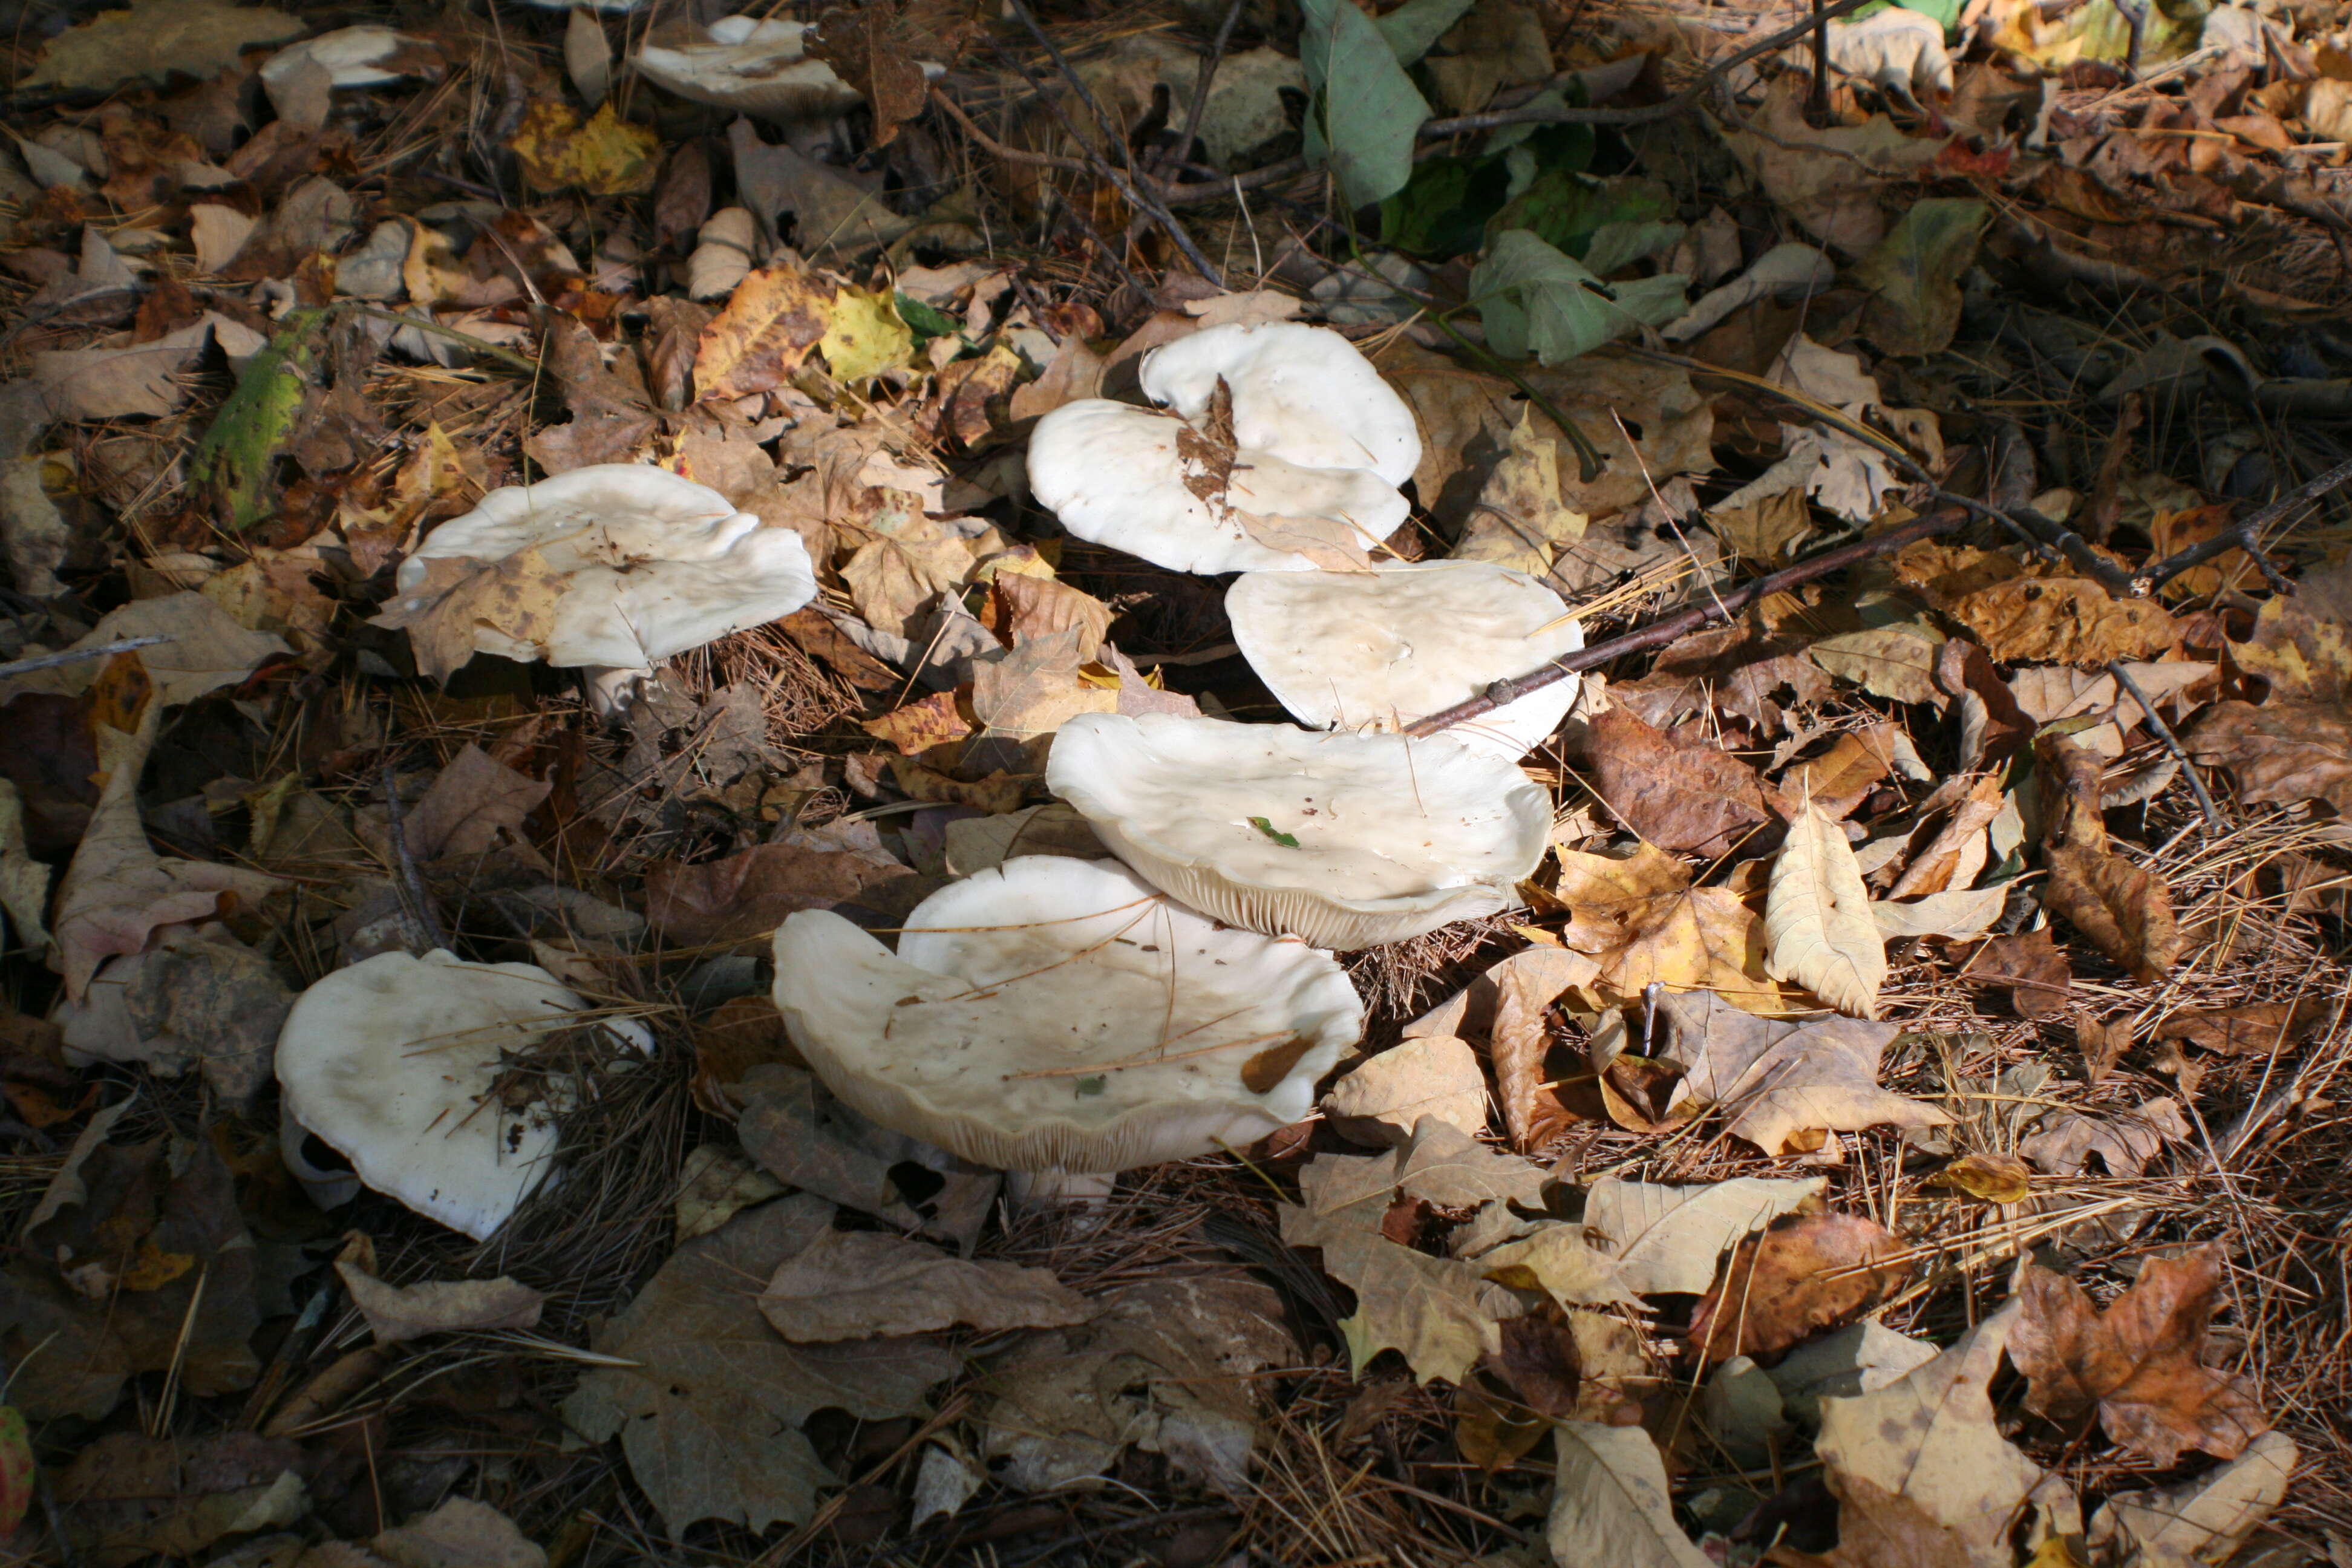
(1225, 561), (1585, 759)
(1025, 400), (1406, 575)
(275, 949), (653, 1240)
(1046, 713), (1551, 950)
(633, 16), (944, 121)
(1138, 321), (1421, 486)
(261, 26), (440, 90)
(686, 207), (757, 301)
(382, 464), (817, 694)
(1027, 321), (1423, 576)
(769, 857), (1361, 1174)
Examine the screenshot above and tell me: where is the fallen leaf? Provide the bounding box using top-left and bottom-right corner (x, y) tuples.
(25, 0), (302, 90)
(1485, 946), (1600, 1149)
(840, 529), (979, 639)
(805, 0), (946, 146)
(1814, 1304), (2053, 1568)
(1780, 730), (1896, 822)
(675, 1145), (788, 1238)
(370, 547), (569, 685)
(1974, 929), (2071, 1019)
(1687, 1210), (1907, 1363)
(1656, 990), (1951, 1155)
(2152, 999), (2327, 1058)
(1870, 884), (2009, 941)
(1939, 573), (2179, 668)
(736, 1065), (996, 1248)
(0, 591), (290, 711)
(1928, 1151), (2033, 1204)
(27, 318), (230, 419)
(560, 1195), (958, 1532)
(403, 743), (549, 860)
(1939, 637), (2036, 768)
(1854, 198), (1987, 357)
(56, 1431), (305, 1566)
(645, 840), (930, 946)
(759, 1229), (1091, 1341)
(2009, 1247), (2269, 1466)
(819, 285), (915, 383)
(939, 803), (1103, 877)
(1546, 1421), (1713, 1568)
(333, 1265), (545, 1345)
(2086, 1429), (2297, 1568)
(1584, 1174), (1826, 1296)
(1615, 626), (1832, 737)
(2037, 735), (2181, 982)
(968, 625), (1120, 758)
(988, 572), (1113, 662)
(1323, 1034), (1490, 1148)
(1808, 622), (1947, 708)
(862, 688), (973, 756)
(1552, 841), (1792, 1014)
(1581, 707), (1782, 858)
(1771, 1471), (1982, 1568)
(509, 100), (659, 195)
(0, 780), (50, 949)
(1454, 405), (1587, 577)
(2223, 562), (2352, 702)
(2189, 699), (2352, 817)
(2019, 1097), (2188, 1178)
(1717, 79), (1947, 256)
(694, 267), (836, 402)
(1764, 802), (1887, 1019)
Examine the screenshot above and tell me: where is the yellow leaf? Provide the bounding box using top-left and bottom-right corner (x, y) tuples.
(818, 286), (913, 384)
(509, 101), (659, 196)
(1929, 1151), (2034, 1204)
(693, 267), (836, 402)
(1763, 802), (1886, 1019)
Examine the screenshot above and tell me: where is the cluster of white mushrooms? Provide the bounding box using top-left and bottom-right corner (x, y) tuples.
(276, 321), (1590, 1235)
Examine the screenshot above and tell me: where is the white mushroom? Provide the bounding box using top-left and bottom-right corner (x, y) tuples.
(377, 463), (817, 693)
(771, 857), (1362, 1173)
(1226, 561), (1585, 759)
(275, 949), (653, 1241)
(1137, 321), (1421, 487)
(686, 206), (756, 301)
(1045, 713), (1551, 950)
(632, 16), (944, 121)
(1025, 400), (1407, 575)
(261, 26), (440, 91)
(1027, 321), (1423, 577)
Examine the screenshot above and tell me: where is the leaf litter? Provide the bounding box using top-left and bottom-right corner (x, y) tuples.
(0, 0), (2347, 1561)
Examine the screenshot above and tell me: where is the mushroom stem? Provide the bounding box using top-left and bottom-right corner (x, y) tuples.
(1005, 1169), (1118, 1209)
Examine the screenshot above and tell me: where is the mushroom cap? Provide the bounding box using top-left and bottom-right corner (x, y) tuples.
(1046, 713), (1552, 949)
(632, 18), (863, 120)
(1025, 399), (1406, 575)
(771, 857), (1362, 1171)
(1138, 322), (1421, 487)
(261, 26), (436, 88)
(275, 949), (653, 1241)
(391, 463), (817, 668)
(1226, 562), (1586, 759)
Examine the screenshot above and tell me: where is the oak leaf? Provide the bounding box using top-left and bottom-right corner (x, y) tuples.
(1656, 990), (1950, 1155)
(1581, 707), (1783, 857)
(2008, 1246), (2269, 1466)
(2189, 699), (2352, 817)
(2152, 999), (2327, 1057)
(1552, 841), (1794, 1014)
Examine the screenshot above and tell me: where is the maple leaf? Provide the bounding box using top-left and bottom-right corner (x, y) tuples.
(1552, 840), (1794, 1014)
(2008, 1246), (2270, 1468)
(561, 1195), (958, 1532)
(1613, 626), (1832, 736)
(693, 267), (836, 402)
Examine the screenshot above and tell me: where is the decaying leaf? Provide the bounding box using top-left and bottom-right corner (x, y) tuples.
(333, 1265), (545, 1346)
(1546, 1421), (1713, 1568)
(2086, 1429), (2297, 1568)
(1974, 928), (2072, 1019)
(25, 0), (302, 90)
(694, 267), (837, 402)
(1687, 1209), (1907, 1363)
(1656, 990), (1950, 1155)
(2151, 999), (2328, 1058)
(2037, 735), (2181, 982)
(2009, 1247), (2269, 1467)
(509, 100), (661, 195)
(759, 1229), (1091, 1341)
(1552, 841), (1793, 1014)
(2189, 699), (2352, 818)
(1580, 707), (1783, 860)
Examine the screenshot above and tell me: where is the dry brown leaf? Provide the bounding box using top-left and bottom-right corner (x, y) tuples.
(2189, 699), (2352, 817)
(839, 529), (977, 639)
(1687, 1210), (1908, 1364)
(2076, 1009), (2129, 1085)
(1614, 627), (1832, 737)
(509, 100), (660, 195)
(2037, 735), (2181, 981)
(988, 572), (1112, 661)
(1887, 774), (2004, 898)
(1656, 990), (1950, 1154)
(694, 267), (836, 403)
(333, 1264), (544, 1345)
(2226, 563), (2352, 702)
(758, 1229), (1091, 1341)
(1779, 730), (1894, 821)
(1763, 802), (1886, 1019)
(1581, 707), (1783, 858)
(2151, 999), (2328, 1058)
(1484, 947), (1600, 1150)
(1806, 622), (1947, 709)
(1454, 405), (1587, 578)
(370, 548), (569, 685)
(2010, 1247), (2270, 1467)
(1324, 1034), (1490, 1147)
(1551, 843), (1793, 1014)
(403, 743), (549, 860)
(25, 0), (302, 90)
(968, 626), (1120, 756)
(1768, 1472), (1981, 1568)
(2019, 1097), (2187, 1178)
(1937, 637), (2036, 768)
(861, 688), (973, 756)
(1973, 929), (2071, 1019)
(645, 840), (930, 946)
(1945, 577), (2178, 667)
(1926, 1152), (2033, 1204)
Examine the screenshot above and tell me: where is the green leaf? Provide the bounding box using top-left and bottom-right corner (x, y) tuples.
(1581, 219), (1687, 277)
(1249, 816), (1301, 848)
(1373, 0), (1477, 64)
(192, 307), (325, 534)
(1075, 1076), (1108, 1097)
(1299, 0), (1431, 209)
(1852, 197), (1987, 357)
(1379, 152), (1513, 258)
(893, 291), (962, 342)
(1491, 171), (1673, 262)
(1469, 229), (1687, 365)
(1892, 0), (1960, 28)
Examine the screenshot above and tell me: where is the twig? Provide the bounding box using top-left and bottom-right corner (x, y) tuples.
(0, 634), (169, 682)
(2108, 659), (2224, 835)
(1401, 506), (1968, 736)
(1809, 0), (1832, 122)
(382, 757), (451, 954)
(1165, 0), (1247, 180)
(2134, 455), (2352, 595)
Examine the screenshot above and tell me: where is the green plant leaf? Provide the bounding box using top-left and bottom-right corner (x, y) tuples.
(1852, 197), (1987, 357)
(192, 308), (325, 534)
(1249, 816), (1301, 848)
(1380, 153), (1513, 258)
(1373, 0), (1477, 64)
(1469, 229), (1687, 365)
(1300, 0), (1431, 209)
(1582, 219), (1687, 277)
(893, 292), (962, 342)
(1491, 171), (1673, 262)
